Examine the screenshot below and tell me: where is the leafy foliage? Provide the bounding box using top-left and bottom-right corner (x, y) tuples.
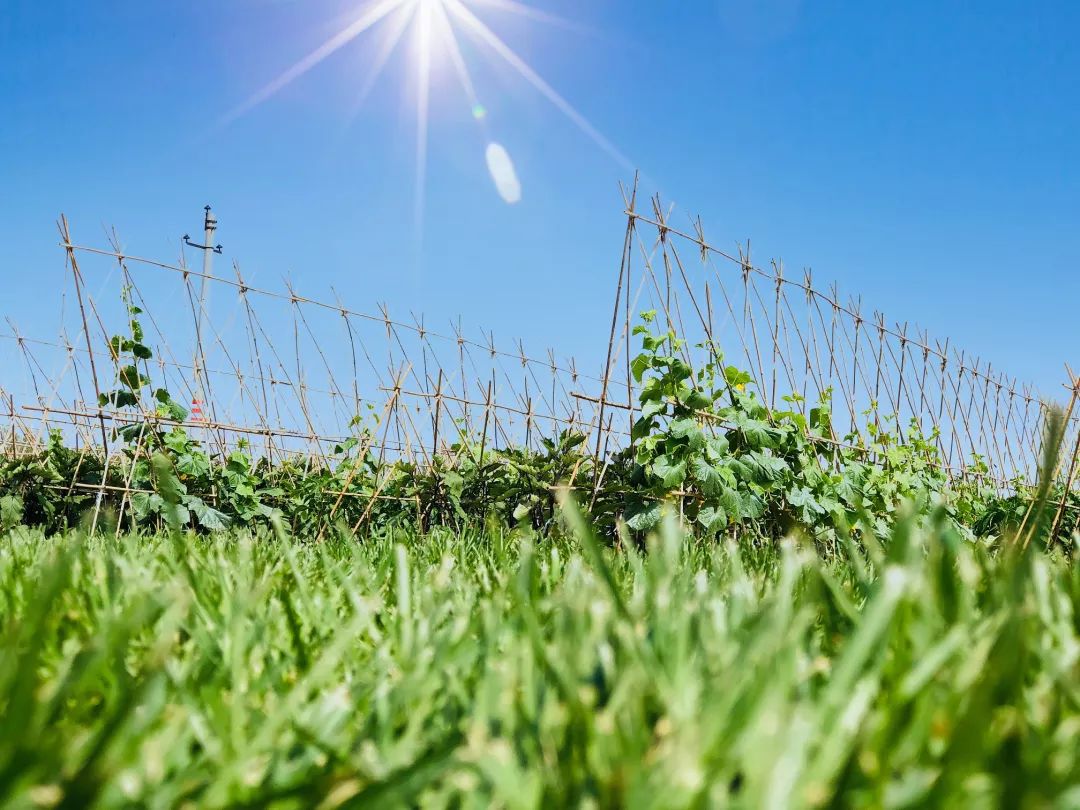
(615, 311), (1045, 547)
(0, 307), (1073, 546)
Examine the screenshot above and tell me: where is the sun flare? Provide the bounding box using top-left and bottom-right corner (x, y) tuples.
(225, 0), (629, 224)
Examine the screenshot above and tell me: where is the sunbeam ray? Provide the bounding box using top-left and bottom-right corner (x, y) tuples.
(442, 0), (632, 169)
(223, 0), (406, 125)
(414, 0), (434, 235)
(465, 0), (586, 33)
(344, 0), (419, 125)
(431, 0), (481, 110)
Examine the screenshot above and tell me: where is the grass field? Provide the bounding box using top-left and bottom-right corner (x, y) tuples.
(6, 4), (1080, 807)
(1, 505), (1078, 808)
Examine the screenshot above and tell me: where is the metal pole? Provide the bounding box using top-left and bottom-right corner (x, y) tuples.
(198, 206), (216, 404)
(184, 206), (222, 414)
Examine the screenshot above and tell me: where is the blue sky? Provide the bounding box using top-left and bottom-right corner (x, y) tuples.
(2, 0), (1078, 400)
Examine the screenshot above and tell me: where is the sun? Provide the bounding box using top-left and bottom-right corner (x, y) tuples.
(223, 0), (629, 224)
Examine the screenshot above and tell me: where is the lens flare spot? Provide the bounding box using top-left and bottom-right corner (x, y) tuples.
(485, 142), (521, 204)
(472, 103), (487, 120)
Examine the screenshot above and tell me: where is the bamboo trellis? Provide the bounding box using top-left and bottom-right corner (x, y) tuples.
(1, 188), (1077, 534)
(1, 216), (624, 476)
(594, 181), (1079, 495)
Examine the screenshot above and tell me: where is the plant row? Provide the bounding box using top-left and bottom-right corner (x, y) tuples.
(1, 303), (1074, 545)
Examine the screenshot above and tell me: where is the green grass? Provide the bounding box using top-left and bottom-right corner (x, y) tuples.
(0, 512), (1078, 808)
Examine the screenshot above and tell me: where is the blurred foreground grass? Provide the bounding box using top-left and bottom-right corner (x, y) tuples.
(0, 510), (1078, 808)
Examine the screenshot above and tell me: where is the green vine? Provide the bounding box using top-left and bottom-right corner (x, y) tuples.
(1, 300), (1066, 546)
